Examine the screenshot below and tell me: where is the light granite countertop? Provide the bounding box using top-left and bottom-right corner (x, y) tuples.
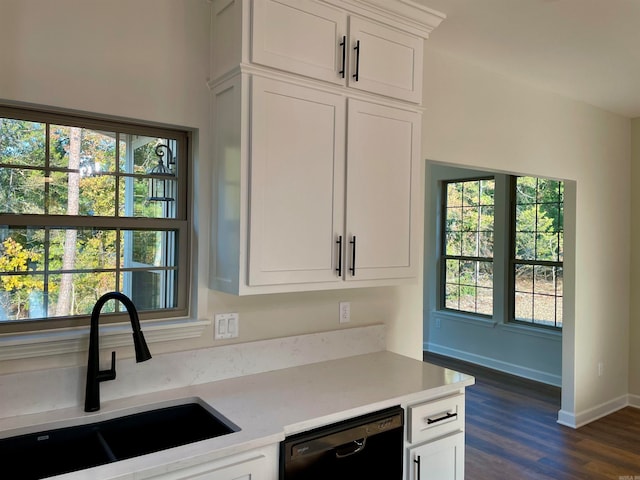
(0, 350), (474, 479)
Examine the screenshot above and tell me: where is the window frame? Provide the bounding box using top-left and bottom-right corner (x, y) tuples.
(439, 176), (496, 318)
(0, 104), (192, 334)
(436, 173), (563, 331)
(508, 175), (563, 330)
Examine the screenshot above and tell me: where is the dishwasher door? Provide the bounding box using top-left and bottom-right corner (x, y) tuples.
(280, 406), (404, 479)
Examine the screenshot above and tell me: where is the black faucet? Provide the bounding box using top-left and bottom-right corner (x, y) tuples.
(85, 292), (152, 412)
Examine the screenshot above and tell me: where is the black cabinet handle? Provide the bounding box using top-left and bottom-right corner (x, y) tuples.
(427, 411), (458, 425)
(352, 40), (360, 81)
(414, 455), (421, 480)
(336, 235), (343, 277)
(339, 36), (346, 79)
(349, 236), (356, 276)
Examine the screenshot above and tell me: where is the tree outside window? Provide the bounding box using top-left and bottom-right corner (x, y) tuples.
(0, 107), (189, 331)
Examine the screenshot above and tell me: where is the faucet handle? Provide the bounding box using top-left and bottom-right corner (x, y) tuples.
(97, 351), (117, 382)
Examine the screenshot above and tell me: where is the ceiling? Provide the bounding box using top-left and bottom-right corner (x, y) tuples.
(414, 0), (640, 118)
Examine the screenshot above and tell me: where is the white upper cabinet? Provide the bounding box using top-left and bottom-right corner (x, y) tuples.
(248, 76), (346, 286)
(347, 16), (423, 103)
(209, 0), (444, 294)
(345, 99), (421, 281)
(251, 0), (347, 85)
(250, 0), (423, 103)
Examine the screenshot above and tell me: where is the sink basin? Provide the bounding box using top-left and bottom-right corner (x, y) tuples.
(0, 400), (239, 479)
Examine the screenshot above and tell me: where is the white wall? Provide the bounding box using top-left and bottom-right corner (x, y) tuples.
(421, 46), (631, 425)
(0, 0), (423, 376)
(630, 118), (640, 401)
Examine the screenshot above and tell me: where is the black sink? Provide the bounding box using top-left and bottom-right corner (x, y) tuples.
(0, 402), (239, 479)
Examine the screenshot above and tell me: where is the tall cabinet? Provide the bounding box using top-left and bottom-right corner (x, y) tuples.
(209, 0), (445, 295)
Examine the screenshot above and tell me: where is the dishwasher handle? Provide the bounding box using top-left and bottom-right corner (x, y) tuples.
(335, 437), (367, 458)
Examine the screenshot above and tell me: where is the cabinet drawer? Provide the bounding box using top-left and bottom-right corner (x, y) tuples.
(408, 394), (464, 443)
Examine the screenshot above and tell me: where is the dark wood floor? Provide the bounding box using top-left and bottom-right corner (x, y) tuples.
(424, 352), (640, 479)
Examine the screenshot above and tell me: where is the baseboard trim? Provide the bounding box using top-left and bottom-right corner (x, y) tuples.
(628, 394), (640, 409)
(558, 395), (629, 429)
(426, 342), (562, 387)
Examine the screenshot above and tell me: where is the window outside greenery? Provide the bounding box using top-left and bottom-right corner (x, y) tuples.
(0, 106), (189, 331)
(512, 176), (563, 328)
(442, 178), (495, 315)
(440, 175), (563, 330)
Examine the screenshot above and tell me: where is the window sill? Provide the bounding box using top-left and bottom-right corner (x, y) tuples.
(431, 310), (498, 328)
(0, 318), (211, 361)
(499, 322), (562, 340)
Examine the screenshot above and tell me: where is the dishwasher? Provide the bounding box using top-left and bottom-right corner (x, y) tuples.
(280, 405), (404, 479)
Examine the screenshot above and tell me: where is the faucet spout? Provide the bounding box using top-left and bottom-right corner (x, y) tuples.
(85, 292), (152, 412)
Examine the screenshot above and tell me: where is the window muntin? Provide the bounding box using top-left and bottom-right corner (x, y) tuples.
(442, 178), (495, 315)
(512, 177), (563, 329)
(0, 106), (189, 331)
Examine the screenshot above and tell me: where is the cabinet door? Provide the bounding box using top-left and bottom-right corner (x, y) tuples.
(252, 0), (346, 85)
(249, 76), (346, 286)
(181, 456), (266, 480)
(345, 99), (421, 282)
(348, 17), (423, 103)
(408, 432), (465, 480)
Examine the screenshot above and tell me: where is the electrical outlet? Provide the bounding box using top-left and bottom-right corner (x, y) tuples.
(215, 313), (239, 340)
(339, 302), (351, 324)
(436, 318), (441, 329)
(598, 361), (604, 377)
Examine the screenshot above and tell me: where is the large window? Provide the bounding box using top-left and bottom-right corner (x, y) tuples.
(439, 174), (563, 330)
(442, 178), (495, 315)
(511, 176), (563, 328)
(0, 106), (190, 332)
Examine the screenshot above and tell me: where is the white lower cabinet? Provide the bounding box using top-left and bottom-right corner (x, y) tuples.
(405, 393), (466, 480)
(407, 432), (465, 480)
(148, 445), (278, 480)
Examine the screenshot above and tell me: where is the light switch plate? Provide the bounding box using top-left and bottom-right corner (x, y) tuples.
(215, 313), (239, 340)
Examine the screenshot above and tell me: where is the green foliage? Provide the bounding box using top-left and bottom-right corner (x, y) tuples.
(0, 118), (176, 321)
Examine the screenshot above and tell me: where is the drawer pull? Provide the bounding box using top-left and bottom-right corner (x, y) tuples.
(426, 411), (457, 425)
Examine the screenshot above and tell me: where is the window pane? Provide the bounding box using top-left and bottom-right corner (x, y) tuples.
(479, 206), (494, 231)
(446, 182), (463, 208)
(445, 284), (459, 310)
(536, 232), (559, 261)
(460, 260), (476, 286)
(461, 232), (478, 257)
(48, 171), (117, 216)
(442, 178), (495, 317)
(446, 206), (462, 231)
(79, 175), (117, 216)
(0, 168), (46, 214)
(123, 230), (177, 268)
(0, 118), (46, 167)
(533, 294), (556, 327)
(48, 228), (117, 270)
(515, 231), (535, 260)
(512, 176), (563, 329)
(49, 125), (116, 172)
(476, 287), (493, 315)
(478, 232), (494, 258)
(446, 259), (459, 284)
(515, 263), (533, 293)
(537, 178), (561, 203)
(48, 272), (117, 317)
(477, 261), (493, 288)
(515, 292), (533, 321)
(462, 206), (479, 231)
(446, 231), (462, 256)
(119, 176), (177, 219)
(462, 181), (479, 206)
(533, 265), (556, 295)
